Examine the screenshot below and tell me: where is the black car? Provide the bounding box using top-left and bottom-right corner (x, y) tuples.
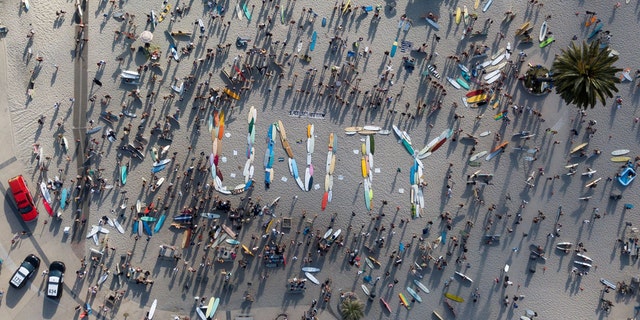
(10, 254), (40, 288)
(46, 261), (65, 298)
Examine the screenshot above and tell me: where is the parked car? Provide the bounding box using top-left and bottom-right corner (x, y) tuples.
(7, 175), (39, 222)
(46, 261), (65, 298)
(10, 254), (40, 288)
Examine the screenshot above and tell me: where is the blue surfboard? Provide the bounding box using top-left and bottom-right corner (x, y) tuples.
(143, 221), (153, 236)
(154, 214), (166, 233)
(310, 31), (317, 51)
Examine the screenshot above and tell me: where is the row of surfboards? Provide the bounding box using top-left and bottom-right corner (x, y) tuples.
(196, 296), (220, 319)
(209, 108), (256, 195)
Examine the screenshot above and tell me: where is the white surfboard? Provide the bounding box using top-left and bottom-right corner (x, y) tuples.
(149, 299), (158, 319)
(611, 149), (630, 156)
(305, 272), (320, 285)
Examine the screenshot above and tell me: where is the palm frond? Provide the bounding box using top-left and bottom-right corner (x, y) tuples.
(551, 41), (621, 109)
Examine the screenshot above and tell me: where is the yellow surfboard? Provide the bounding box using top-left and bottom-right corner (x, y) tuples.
(611, 156), (631, 163)
(444, 292), (465, 302)
(361, 157), (368, 177)
(223, 88), (240, 100)
(455, 7), (461, 24)
(570, 142), (588, 154)
(342, 0), (351, 14)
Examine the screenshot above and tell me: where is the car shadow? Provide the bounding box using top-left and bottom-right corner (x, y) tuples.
(4, 285), (28, 308)
(42, 296), (60, 318)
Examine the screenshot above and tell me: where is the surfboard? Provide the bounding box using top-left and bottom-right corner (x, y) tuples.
(455, 7), (461, 25)
(611, 156), (631, 162)
(425, 18), (440, 30)
(310, 31), (317, 51)
(398, 293), (411, 309)
(491, 141), (509, 153)
(448, 77), (461, 89)
(305, 272), (320, 285)
(361, 284), (370, 296)
(539, 21), (548, 43)
(153, 214), (166, 233)
(588, 23), (603, 39)
(148, 299), (157, 319)
(225, 239), (240, 245)
(120, 162), (128, 185)
(445, 292), (465, 302)
(206, 298), (216, 318)
(611, 149), (630, 156)
(390, 38), (398, 57)
(470, 151), (487, 162)
(181, 229), (192, 248)
(242, 2), (251, 21)
(413, 279), (430, 293)
(482, 0), (493, 12)
(302, 267), (320, 273)
(456, 78), (470, 90)
(570, 142), (588, 154)
(406, 287), (422, 303)
(210, 298), (220, 318)
(322, 17), (326, 27)
(584, 177), (602, 188)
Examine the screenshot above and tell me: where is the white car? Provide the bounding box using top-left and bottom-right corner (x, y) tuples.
(46, 261), (66, 298)
(10, 254), (40, 288)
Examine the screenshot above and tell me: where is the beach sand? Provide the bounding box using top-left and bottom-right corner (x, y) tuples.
(1, 0), (640, 319)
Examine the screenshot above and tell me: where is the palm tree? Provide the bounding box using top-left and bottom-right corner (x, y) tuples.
(551, 41), (622, 109)
(339, 292), (364, 320)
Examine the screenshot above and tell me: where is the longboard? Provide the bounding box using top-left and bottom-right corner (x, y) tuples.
(570, 142), (588, 154)
(390, 38), (398, 57)
(611, 156), (631, 162)
(444, 292), (464, 302)
(309, 31), (317, 51)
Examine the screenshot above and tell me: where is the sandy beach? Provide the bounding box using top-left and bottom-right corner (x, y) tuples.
(2, 0), (640, 319)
